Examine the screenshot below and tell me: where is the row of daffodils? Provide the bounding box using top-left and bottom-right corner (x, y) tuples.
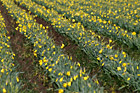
(0, 11), (21, 93)
(14, 0), (140, 92)
(0, 0), (103, 92)
(49, 0), (140, 34)
(32, 0), (140, 51)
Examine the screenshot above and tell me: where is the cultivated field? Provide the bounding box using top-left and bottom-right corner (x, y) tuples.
(0, 0), (140, 93)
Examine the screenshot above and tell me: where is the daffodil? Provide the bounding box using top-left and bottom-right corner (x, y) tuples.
(127, 77), (130, 81)
(67, 82), (71, 86)
(66, 71), (70, 76)
(3, 88), (6, 93)
(16, 77), (19, 82)
(63, 83), (67, 88)
(58, 89), (64, 93)
(99, 49), (103, 54)
(48, 68), (52, 72)
(117, 67), (121, 71)
(137, 74), (140, 76)
(39, 60), (43, 66)
(59, 77), (63, 82)
(132, 32), (136, 35)
(83, 76), (89, 80)
(122, 63), (127, 67)
(61, 43), (65, 48)
(1, 69), (4, 73)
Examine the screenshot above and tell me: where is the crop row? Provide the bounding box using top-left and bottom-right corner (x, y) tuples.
(32, 0), (140, 51)
(51, 0), (140, 33)
(0, 0), (103, 92)
(14, 0), (140, 91)
(0, 11), (21, 93)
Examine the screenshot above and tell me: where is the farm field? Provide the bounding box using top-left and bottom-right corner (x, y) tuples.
(0, 0), (139, 93)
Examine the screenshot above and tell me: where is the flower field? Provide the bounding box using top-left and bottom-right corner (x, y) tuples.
(0, 0), (140, 93)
